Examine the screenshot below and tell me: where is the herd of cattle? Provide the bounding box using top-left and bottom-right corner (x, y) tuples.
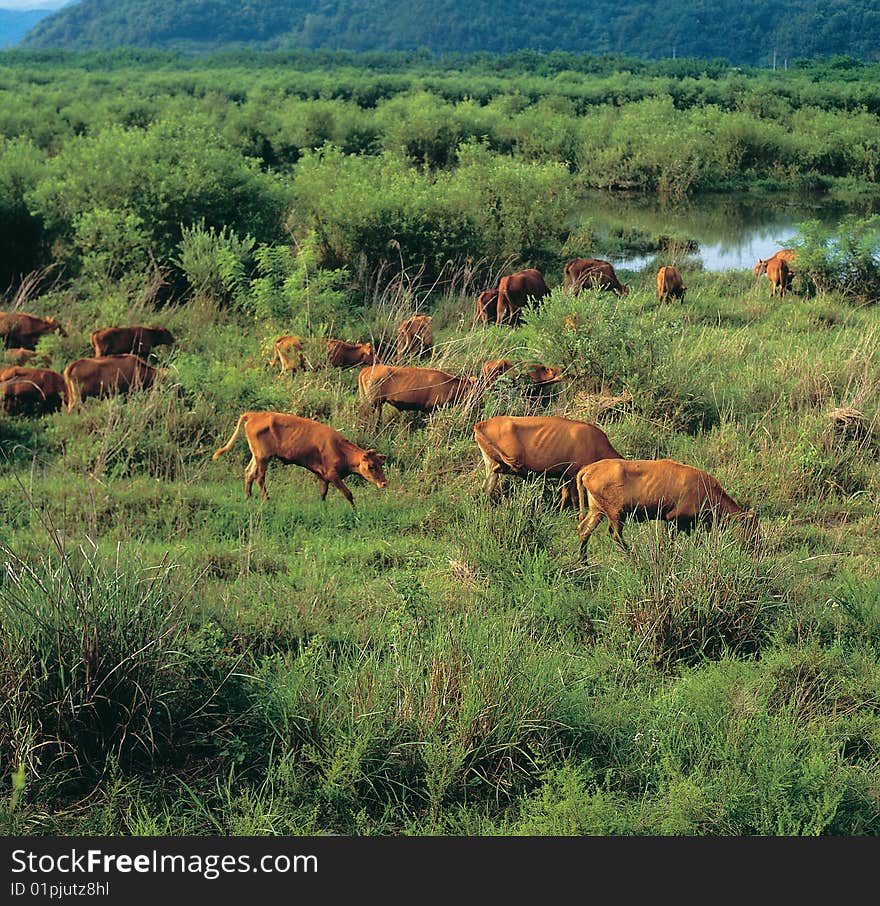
(1, 252), (784, 558)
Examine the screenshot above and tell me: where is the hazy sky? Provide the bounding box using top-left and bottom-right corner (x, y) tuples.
(0, 1), (68, 10)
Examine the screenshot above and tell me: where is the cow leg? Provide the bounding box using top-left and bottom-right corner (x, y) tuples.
(559, 479), (578, 511)
(577, 509), (604, 560)
(479, 447), (501, 500)
(608, 517), (627, 551)
(330, 476), (355, 508)
(318, 478), (329, 500)
(244, 456), (258, 498)
(254, 459), (269, 501)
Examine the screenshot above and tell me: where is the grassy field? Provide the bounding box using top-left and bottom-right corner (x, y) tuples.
(2, 258), (879, 836)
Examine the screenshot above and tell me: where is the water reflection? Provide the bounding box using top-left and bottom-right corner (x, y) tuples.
(576, 190), (880, 272)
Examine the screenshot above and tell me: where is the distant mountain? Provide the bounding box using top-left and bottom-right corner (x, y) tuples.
(20, 0), (880, 66)
(0, 7), (56, 46)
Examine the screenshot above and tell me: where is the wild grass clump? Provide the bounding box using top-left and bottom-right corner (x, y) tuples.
(0, 538), (247, 790)
(592, 523), (781, 667)
(252, 615), (579, 827)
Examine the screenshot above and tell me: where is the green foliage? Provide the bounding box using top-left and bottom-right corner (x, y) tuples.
(794, 216), (880, 302)
(246, 235), (350, 331)
(174, 220), (256, 305)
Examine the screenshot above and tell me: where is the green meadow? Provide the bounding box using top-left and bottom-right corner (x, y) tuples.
(1, 50), (879, 836)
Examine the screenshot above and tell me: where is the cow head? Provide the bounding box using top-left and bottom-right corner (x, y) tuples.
(153, 327), (175, 346)
(527, 364), (563, 385)
(753, 259), (768, 276)
(619, 284), (630, 296)
(731, 508), (760, 547)
(47, 317), (68, 337)
(361, 342), (376, 363)
(357, 449), (388, 488)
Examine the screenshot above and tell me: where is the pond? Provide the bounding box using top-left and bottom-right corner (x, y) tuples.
(576, 190), (880, 272)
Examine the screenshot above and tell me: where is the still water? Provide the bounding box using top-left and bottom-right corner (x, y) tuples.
(578, 191), (879, 272)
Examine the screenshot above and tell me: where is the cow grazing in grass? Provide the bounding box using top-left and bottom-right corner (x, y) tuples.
(656, 265), (686, 303)
(0, 312), (66, 349)
(481, 358), (563, 391)
(91, 325), (174, 358)
(575, 457), (758, 560)
(62, 353), (163, 411)
(268, 335), (304, 374)
(3, 347), (51, 367)
(396, 315), (434, 362)
(0, 365), (67, 415)
(495, 269), (550, 326)
(212, 411), (388, 506)
(324, 338), (376, 368)
(753, 248), (797, 277)
(474, 289), (499, 326)
(473, 414), (622, 509)
(563, 259), (628, 296)
(358, 364), (479, 421)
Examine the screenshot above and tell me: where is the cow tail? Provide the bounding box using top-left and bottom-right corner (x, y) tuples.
(495, 279), (510, 326)
(212, 413), (249, 460)
(268, 342), (279, 368)
(62, 365), (77, 412)
(473, 423), (522, 472)
(89, 330), (102, 357)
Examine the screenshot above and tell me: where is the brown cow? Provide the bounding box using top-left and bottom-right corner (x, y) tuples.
(90, 325), (174, 358)
(563, 259), (628, 296)
(396, 315), (433, 361)
(575, 458), (758, 560)
(0, 312), (67, 349)
(268, 335), (304, 374)
(473, 415), (623, 510)
(474, 289), (499, 326)
(62, 353), (162, 411)
(753, 249), (797, 277)
(3, 347), (51, 367)
(496, 269), (550, 326)
(358, 364), (479, 421)
(324, 338), (376, 368)
(211, 411), (388, 506)
(656, 265), (686, 303)
(766, 257), (793, 297)
(481, 358), (563, 390)
(0, 366), (66, 414)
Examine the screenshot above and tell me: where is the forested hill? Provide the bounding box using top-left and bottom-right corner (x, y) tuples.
(20, 0), (880, 66)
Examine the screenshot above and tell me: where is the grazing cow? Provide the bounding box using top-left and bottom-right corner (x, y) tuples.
(268, 335), (304, 374)
(766, 257), (793, 297)
(481, 358), (563, 391)
(62, 353), (162, 411)
(575, 458), (758, 560)
(3, 347), (51, 367)
(324, 338), (376, 368)
(473, 415), (622, 509)
(563, 259), (628, 296)
(358, 364), (479, 421)
(0, 366), (66, 414)
(753, 249), (797, 277)
(474, 289), (499, 326)
(0, 312), (67, 349)
(656, 266), (686, 303)
(211, 411), (388, 506)
(496, 269), (550, 326)
(90, 325), (174, 358)
(396, 315), (433, 362)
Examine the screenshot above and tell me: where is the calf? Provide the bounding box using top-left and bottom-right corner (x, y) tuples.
(656, 265), (686, 303)
(0, 312), (66, 349)
(268, 335), (304, 374)
(396, 315), (433, 361)
(62, 354), (162, 410)
(575, 458), (758, 560)
(212, 411), (388, 506)
(91, 325), (174, 357)
(1, 366), (67, 415)
(359, 364), (480, 422)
